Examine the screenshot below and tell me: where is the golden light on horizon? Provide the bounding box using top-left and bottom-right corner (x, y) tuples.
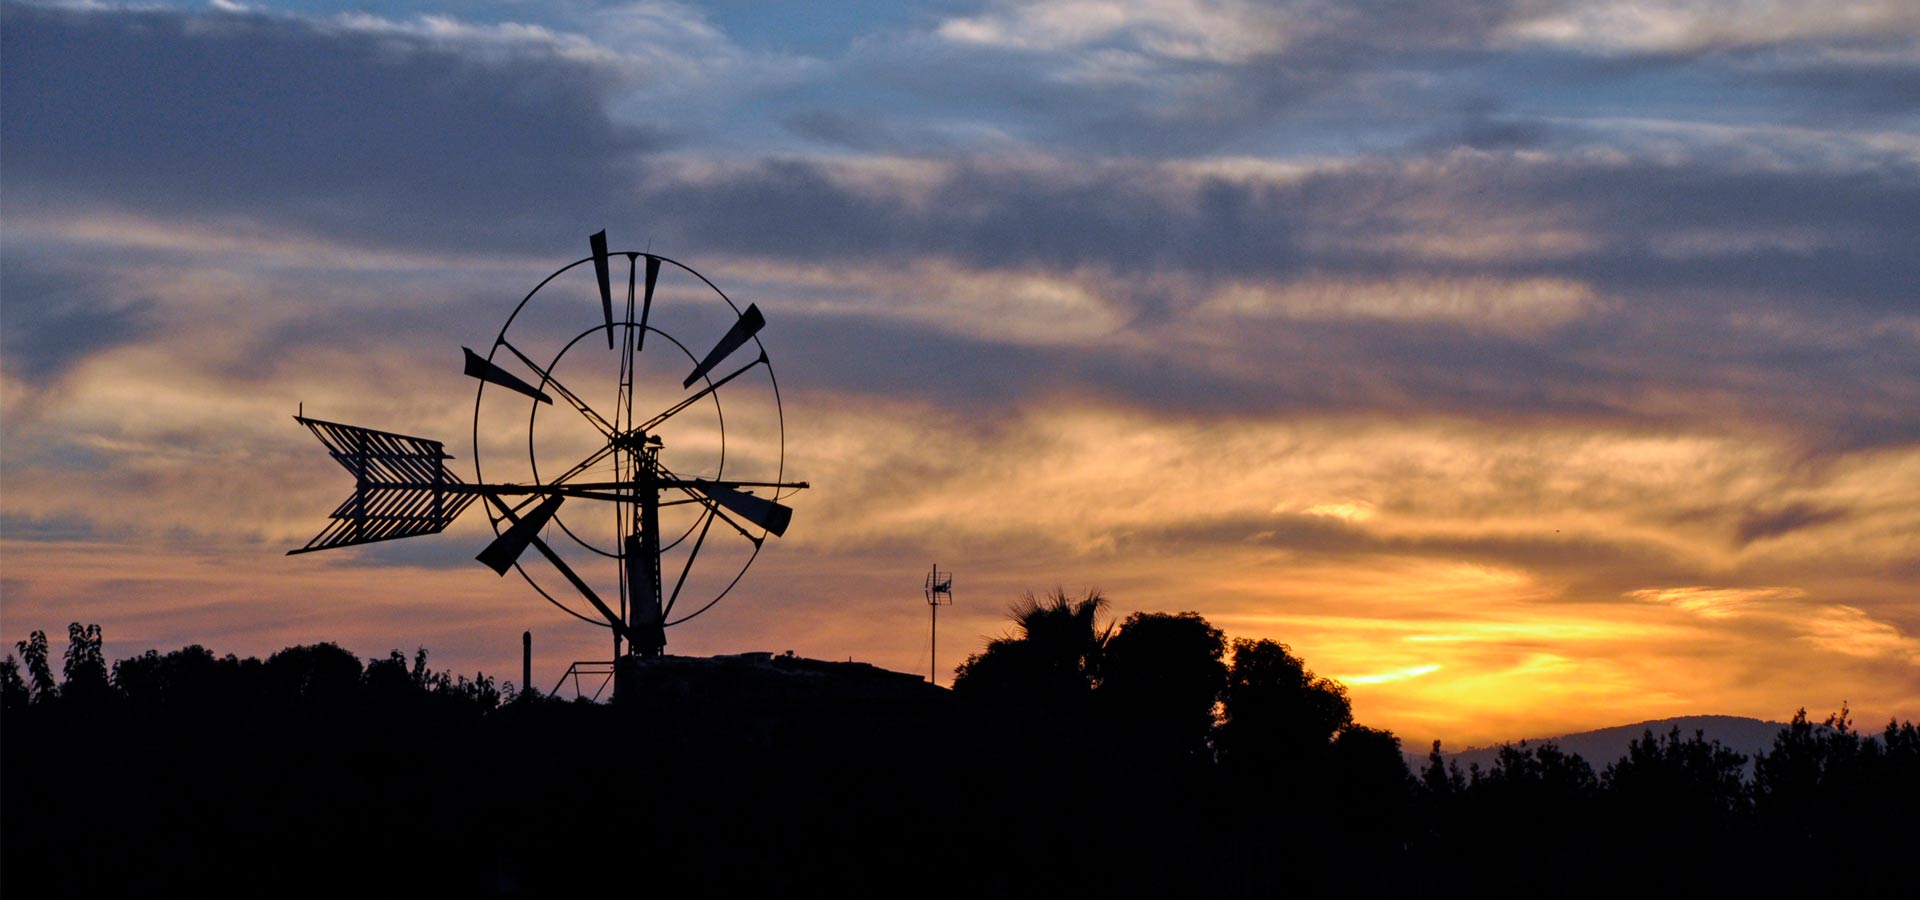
(8, 361), (1916, 748)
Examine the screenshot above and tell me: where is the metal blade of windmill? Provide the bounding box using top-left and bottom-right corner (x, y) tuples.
(682, 304), (765, 388)
(479, 496), (636, 641)
(647, 459), (765, 544)
(638, 255), (660, 352)
(591, 230), (614, 349)
(476, 493), (565, 574)
(464, 347), (554, 404)
(688, 478), (792, 536)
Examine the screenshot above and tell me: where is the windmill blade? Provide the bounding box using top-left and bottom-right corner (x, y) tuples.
(688, 478), (792, 536)
(638, 255), (661, 351)
(464, 347), (553, 404)
(476, 493), (565, 575)
(683, 304), (765, 388)
(591, 230), (614, 349)
(477, 496), (634, 641)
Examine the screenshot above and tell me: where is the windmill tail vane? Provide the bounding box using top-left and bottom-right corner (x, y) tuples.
(287, 416), (478, 554)
(288, 415), (804, 556)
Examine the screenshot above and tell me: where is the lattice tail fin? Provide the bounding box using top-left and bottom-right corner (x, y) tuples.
(288, 416), (478, 554)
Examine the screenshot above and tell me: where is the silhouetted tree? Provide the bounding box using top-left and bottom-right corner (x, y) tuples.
(1098, 611), (1226, 759)
(361, 646), (510, 714)
(1865, 718), (1920, 838)
(14, 630), (55, 703)
(1753, 706), (1848, 826)
(1582, 726), (1752, 890)
(1414, 739), (1468, 856)
(952, 588), (1111, 707)
(59, 622), (111, 706)
(1476, 739), (1597, 800)
(112, 644), (249, 715)
(1214, 638), (1351, 771)
(1751, 704), (1896, 857)
(1420, 739), (1467, 798)
(435, 671), (504, 708)
(263, 642), (363, 708)
(1602, 726), (1748, 822)
(1326, 724), (1413, 838)
(363, 648), (417, 701)
(21, 614), (1914, 898)
(0, 655), (28, 713)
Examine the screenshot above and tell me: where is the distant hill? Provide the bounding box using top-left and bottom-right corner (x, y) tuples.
(1436, 715), (1790, 774)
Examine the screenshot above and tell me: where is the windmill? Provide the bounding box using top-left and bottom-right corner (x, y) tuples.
(924, 564), (953, 684)
(290, 231), (808, 673)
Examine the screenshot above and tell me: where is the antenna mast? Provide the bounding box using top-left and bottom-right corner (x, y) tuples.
(924, 563), (953, 684)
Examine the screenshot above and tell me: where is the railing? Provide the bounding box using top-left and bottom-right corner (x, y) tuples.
(553, 659), (618, 701)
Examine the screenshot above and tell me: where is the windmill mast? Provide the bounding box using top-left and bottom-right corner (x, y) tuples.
(625, 436), (666, 656)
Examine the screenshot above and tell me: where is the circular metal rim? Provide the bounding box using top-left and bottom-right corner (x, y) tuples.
(469, 249), (789, 633)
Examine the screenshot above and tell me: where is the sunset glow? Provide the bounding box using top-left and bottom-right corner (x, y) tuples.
(3, 0), (1916, 751)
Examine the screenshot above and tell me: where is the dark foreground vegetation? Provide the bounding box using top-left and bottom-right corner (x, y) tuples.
(5, 597), (1917, 898)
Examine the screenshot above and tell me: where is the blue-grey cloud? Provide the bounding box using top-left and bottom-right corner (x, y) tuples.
(0, 512), (99, 543)
(4, 2), (1916, 454)
(0, 257), (157, 381)
(0, 3), (657, 253)
(1735, 503), (1850, 546)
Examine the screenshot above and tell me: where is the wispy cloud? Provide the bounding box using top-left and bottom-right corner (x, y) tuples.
(1498, 0), (1920, 55)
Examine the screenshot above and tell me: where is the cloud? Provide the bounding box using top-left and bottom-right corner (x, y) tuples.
(0, 3), (656, 253)
(0, 258), (157, 381)
(1497, 1), (1920, 56)
(1631, 585), (1920, 673)
(1627, 585), (1803, 619)
(936, 0), (1294, 65)
(1198, 275), (1599, 335)
(621, 148), (1920, 327)
(892, 0), (1920, 154)
(1733, 502), (1849, 545)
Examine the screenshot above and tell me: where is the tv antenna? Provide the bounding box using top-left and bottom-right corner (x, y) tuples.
(290, 230), (808, 670)
(924, 563), (953, 684)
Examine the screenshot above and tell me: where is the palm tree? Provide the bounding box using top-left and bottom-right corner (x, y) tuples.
(953, 588), (1111, 702)
(1009, 588), (1112, 681)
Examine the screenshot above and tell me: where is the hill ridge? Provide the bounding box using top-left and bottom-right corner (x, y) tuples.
(1437, 714), (1789, 773)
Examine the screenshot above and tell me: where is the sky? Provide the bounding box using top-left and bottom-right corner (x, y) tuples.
(2, 0), (1917, 749)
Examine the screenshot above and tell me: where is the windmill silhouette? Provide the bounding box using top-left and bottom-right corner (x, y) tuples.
(291, 231), (808, 663)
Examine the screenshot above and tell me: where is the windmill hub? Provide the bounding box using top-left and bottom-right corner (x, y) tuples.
(612, 430), (660, 453)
